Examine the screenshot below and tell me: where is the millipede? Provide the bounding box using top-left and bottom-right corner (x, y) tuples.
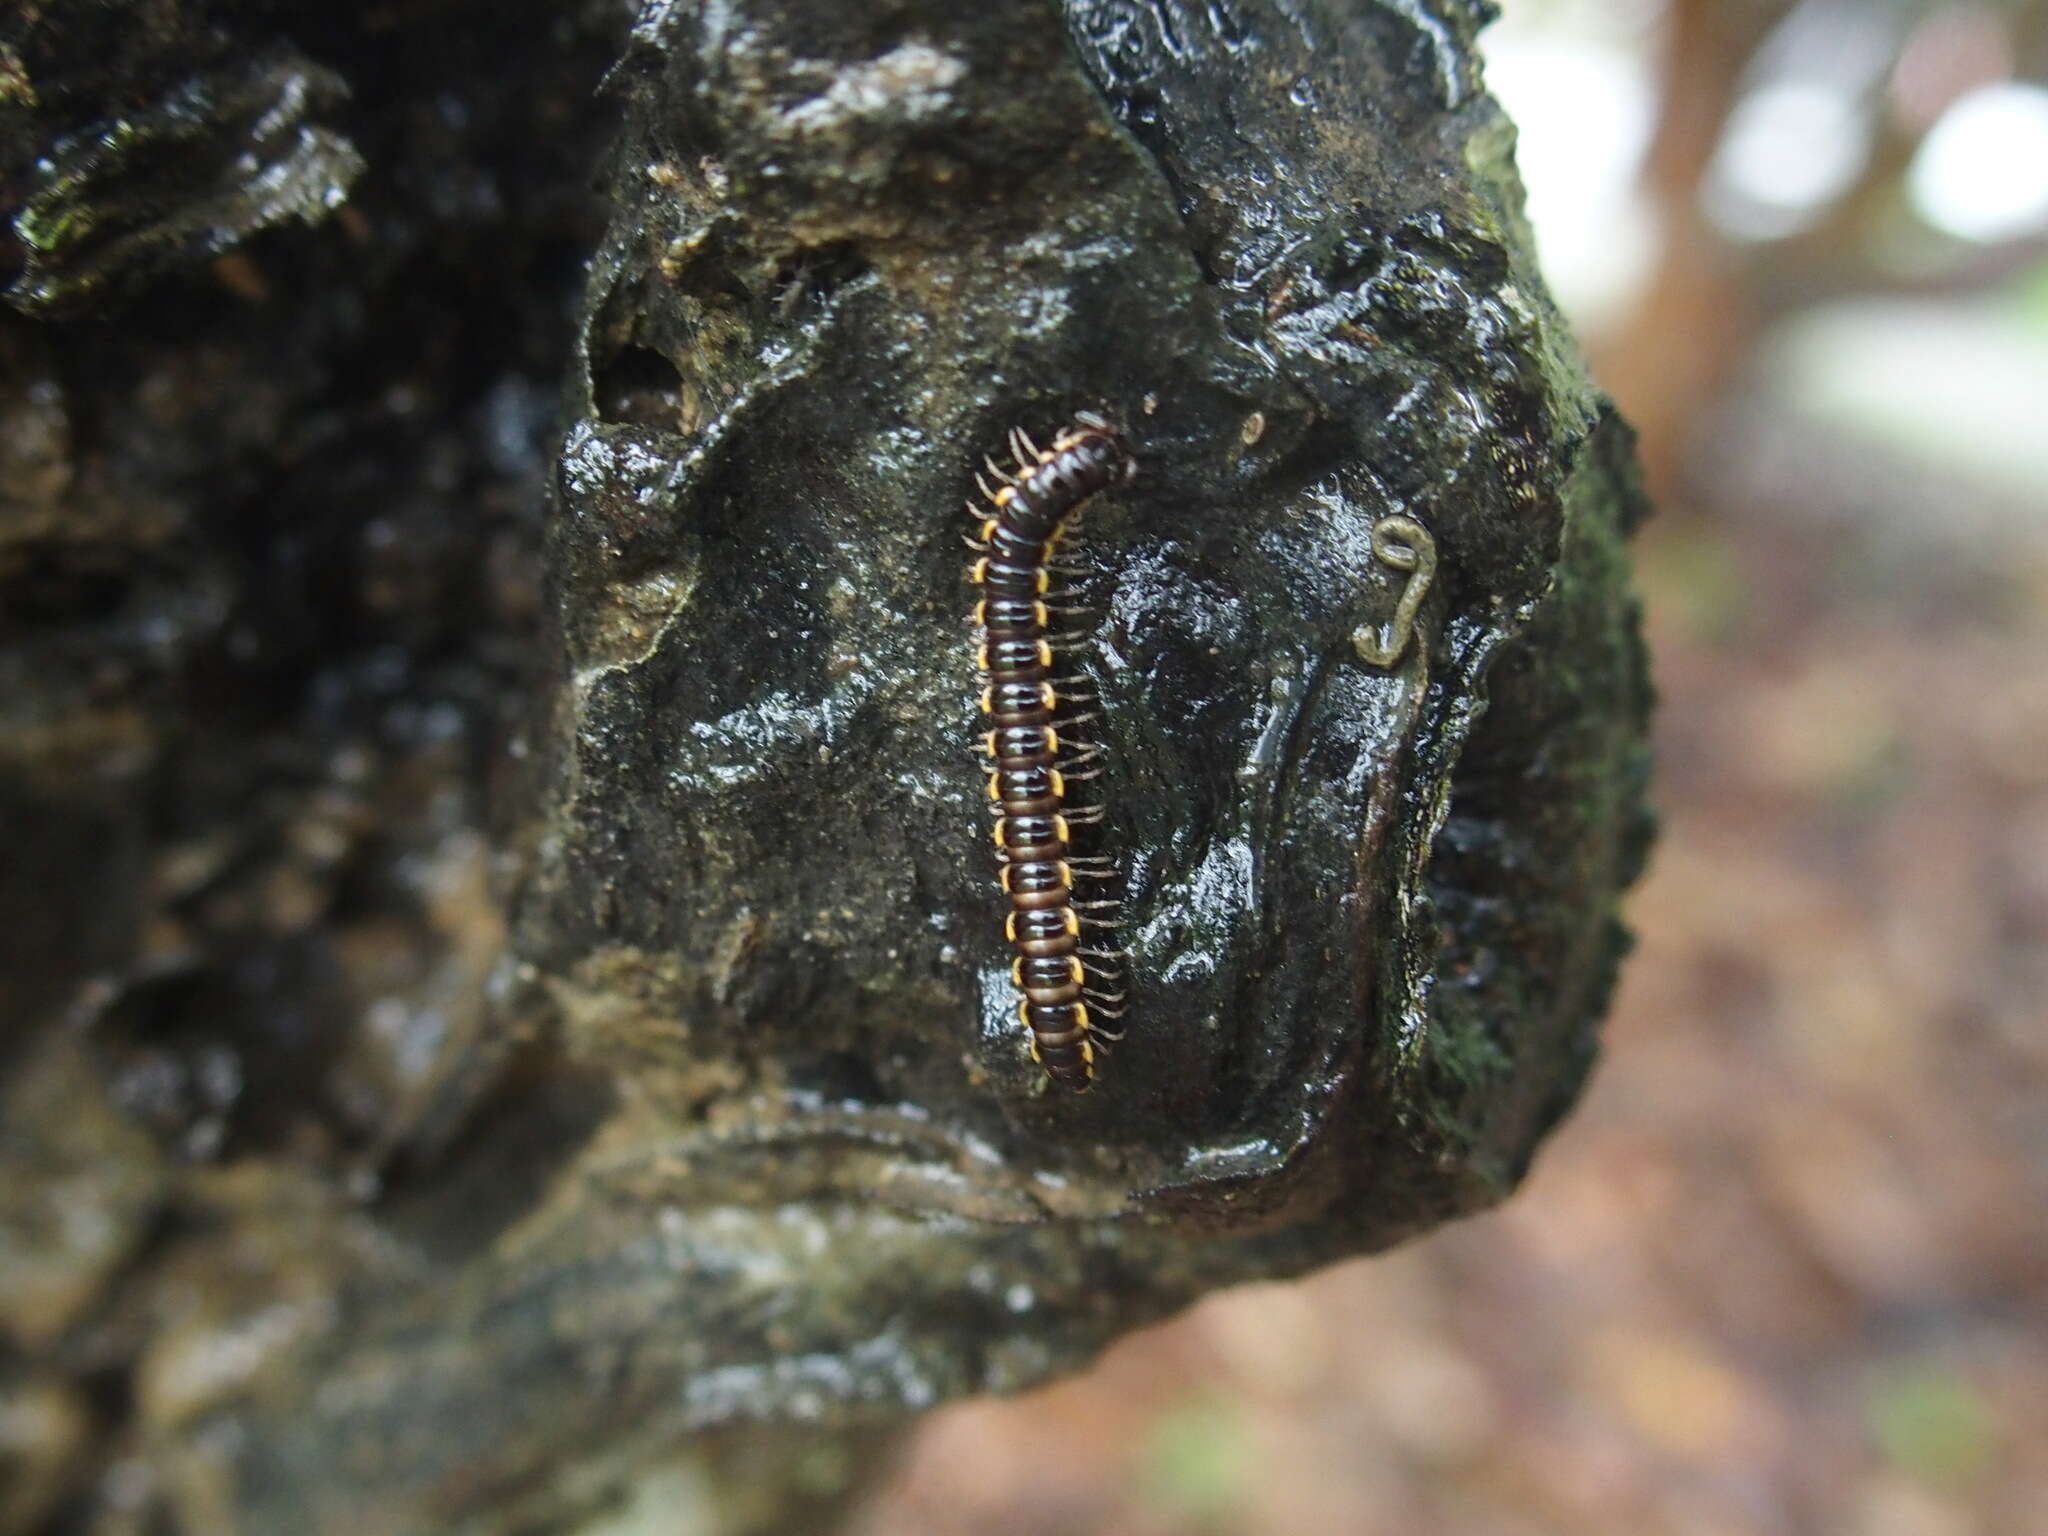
(966, 412), (1133, 1091)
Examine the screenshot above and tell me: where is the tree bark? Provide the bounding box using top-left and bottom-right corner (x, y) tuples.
(0, 1), (1652, 1530)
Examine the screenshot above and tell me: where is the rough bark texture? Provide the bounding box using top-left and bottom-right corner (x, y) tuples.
(0, 1), (1652, 1531)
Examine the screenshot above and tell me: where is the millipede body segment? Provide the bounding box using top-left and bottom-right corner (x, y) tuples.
(969, 415), (1132, 1091)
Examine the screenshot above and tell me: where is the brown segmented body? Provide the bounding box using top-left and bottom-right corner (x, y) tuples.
(968, 416), (1132, 1090)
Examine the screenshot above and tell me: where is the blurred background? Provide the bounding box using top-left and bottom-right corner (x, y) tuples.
(854, 2), (2048, 1531)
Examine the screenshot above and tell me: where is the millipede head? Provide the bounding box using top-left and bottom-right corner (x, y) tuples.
(1064, 424), (1131, 484)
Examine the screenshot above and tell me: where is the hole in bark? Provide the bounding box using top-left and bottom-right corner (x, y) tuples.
(593, 344), (683, 430)
(375, 1044), (616, 1262)
(791, 1049), (885, 1106)
(767, 241), (869, 319)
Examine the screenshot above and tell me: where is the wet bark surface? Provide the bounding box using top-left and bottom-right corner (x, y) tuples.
(0, 2), (1652, 1531)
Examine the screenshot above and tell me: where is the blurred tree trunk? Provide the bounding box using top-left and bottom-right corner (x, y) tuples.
(1589, 0), (1779, 494)
(0, 2), (1652, 1531)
